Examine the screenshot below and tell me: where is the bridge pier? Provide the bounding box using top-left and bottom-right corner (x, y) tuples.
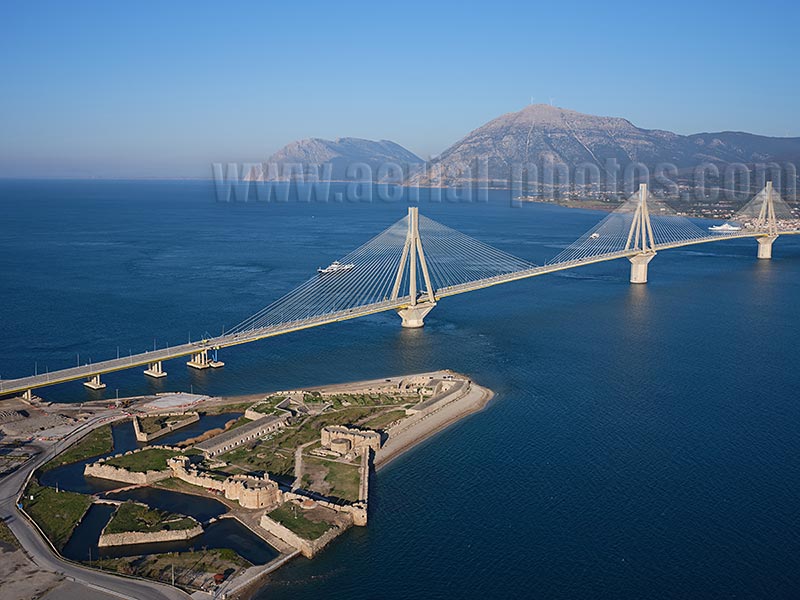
(187, 349), (224, 370)
(83, 374), (106, 390)
(757, 235), (779, 259)
(143, 360), (167, 378)
(629, 252), (655, 284)
(22, 389), (33, 401)
(397, 302), (436, 328)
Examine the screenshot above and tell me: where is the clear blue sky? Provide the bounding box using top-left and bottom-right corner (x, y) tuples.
(1, 0), (798, 178)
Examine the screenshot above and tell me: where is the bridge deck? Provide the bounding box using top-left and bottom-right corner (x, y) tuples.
(1, 229), (797, 397)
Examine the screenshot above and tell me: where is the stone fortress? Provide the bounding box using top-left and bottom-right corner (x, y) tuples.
(81, 371), (483, 560)
(132, 411), (200, 442)
(168, 455), (283, 509)
(195, 412), (289, 457)
(320, 425), (381, 458)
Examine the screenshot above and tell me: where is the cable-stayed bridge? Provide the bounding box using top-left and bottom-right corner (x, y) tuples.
(2, 183), (798, 399)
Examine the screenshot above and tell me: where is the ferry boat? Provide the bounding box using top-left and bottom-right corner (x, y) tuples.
(708, 223), (742, 233)
(318, 261), (355, 274)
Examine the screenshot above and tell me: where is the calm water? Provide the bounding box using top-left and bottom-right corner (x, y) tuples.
(40, 417), (269, 561)
(63, 504), (277, 565)
(2, 180), (800, 599)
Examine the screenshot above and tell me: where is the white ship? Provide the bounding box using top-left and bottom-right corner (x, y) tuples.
(318, 261), (355, 274)
(708, 223), (742, 233)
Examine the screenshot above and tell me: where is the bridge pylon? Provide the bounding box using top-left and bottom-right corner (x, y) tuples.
(626, 183), (657, 283)
(392, 207), (436, 327)
(755, 181), (779, 259)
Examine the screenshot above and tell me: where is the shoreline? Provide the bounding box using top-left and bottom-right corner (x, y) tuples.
(374, 378), (494, 471)
(6, 371), (496, 600)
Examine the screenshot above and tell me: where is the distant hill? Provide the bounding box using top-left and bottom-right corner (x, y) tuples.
(406, 104), (800, 187)
(246, 137), (423, 181)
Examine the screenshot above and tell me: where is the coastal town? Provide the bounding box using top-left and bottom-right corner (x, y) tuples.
(0, 371), (492, 599)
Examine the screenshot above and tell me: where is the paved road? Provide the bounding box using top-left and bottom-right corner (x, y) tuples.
(0, 415), (190, 600)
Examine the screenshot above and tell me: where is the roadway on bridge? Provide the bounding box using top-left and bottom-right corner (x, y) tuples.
(1, 183), (798, 399)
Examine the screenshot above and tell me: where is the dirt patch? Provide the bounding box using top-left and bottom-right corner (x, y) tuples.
(178, 417), (240, 447)
(0, 547), (63, 600)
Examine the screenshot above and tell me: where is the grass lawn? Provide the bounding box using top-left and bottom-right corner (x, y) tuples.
(0, 518), (19, 549)
(105, 501), (196, 534)
(137, 414), (194, 435)
(201, 402), (253, 416)
(267, 504), (331, 540)
(41, 425), (113, 471)
(302, 456), (361, 502)
(104, 448), (181, 472)
(22, 480), (92, 550)
(363, 409), (407, 430)
(92, 547), (249, 587)
(326, 393), (415, 409)
(251, 395), (286, 415)
(220, 406), (377, 477)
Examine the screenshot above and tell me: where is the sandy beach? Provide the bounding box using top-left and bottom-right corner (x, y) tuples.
(373, 376), (494, 470)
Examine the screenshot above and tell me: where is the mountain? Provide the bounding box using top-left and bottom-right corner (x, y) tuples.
(406, 104), (800, 187)
(246, 137), (424, 181)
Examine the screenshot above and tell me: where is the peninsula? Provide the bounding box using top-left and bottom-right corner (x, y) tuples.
(0, 370), (493, 599)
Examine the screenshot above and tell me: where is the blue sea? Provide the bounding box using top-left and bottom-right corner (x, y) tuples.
(2, 179), (800, 599)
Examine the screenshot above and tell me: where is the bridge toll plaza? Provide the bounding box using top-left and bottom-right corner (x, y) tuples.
(1, 183), (798, 401)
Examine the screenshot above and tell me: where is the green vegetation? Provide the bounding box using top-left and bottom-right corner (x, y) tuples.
(22, 480), (93, 550)
(91, 548), (249, 589)
(220, 406), (377, 477)
(105, 501), (196, 534)
(363, 409), (407, 430)
(325, 393), (413, 409)
(0, 518), (19, 549)
(251, 395), (287, 415)
(41, 425), (113, 471)
(137, 414), (194, 435)
(201, 402), (252, 416)
(104, 448), (181, 472)
(267, 503), (331, 540)
(302, 456), (361, 502)
(226, 416), (250, 431)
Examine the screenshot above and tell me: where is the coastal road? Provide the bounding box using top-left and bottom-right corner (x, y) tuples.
(0, 414), (190, 600)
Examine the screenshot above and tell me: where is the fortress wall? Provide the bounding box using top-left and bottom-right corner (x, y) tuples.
(168, 456), (282, 509)
(244, 408), (269, 421)
(98, 524), (203, 548)
(259, 513), (350, 558)
(83, 462), (171, 485)
(133, 412), (200, 442)
(283, 492), (368, 527)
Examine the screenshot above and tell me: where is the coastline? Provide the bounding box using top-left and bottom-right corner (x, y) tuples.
(373, 378), (494, 471)
(6, 371), (496, 600)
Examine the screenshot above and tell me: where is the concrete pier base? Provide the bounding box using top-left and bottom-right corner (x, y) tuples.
(83, 374), (106, 390)
(629, 252), (656, 284)
(187, 349), (210, 369)
(397, 303), (436, 328)
(187, 349), (224, 369)
(757, 235), (779, 259)
(22, 389), (33, 401)
(144, 361), (167, 378)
